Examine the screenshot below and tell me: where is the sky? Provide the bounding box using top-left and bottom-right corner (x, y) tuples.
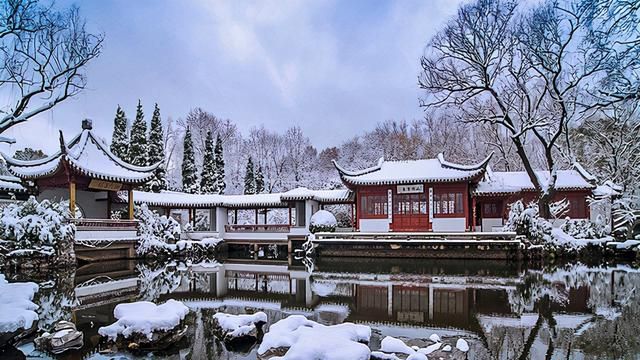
(1, 0), (465, 155)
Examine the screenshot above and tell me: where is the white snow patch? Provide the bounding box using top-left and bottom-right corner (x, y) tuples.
(257, 315), (371, 360)
(212, 311), (267, 338)
(0, 274), (39, 333)
(98, 299), (189, 341)
(310, 210), (337, 227)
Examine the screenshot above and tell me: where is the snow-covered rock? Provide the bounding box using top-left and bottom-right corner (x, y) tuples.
(0, 274), (39, 334)
(456, 338), (469, 352)
(98, 299), (189, 341)
(212, 311), (267, 341)
(257, 315), (371, 360)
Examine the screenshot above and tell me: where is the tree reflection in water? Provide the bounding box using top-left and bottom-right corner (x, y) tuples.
(5, 259), (639, 359)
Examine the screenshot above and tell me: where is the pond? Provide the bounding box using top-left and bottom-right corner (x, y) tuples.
(4, 257), (640, 359)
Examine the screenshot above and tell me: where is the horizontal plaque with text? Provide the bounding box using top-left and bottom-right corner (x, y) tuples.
(397, 184), (424, 194)
(89, 179), (122, 191)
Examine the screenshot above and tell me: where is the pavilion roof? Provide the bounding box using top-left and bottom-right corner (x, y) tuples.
(117, 187), (354, 208)
(3, 121), (159, 185)
(332, 153), (493, 187)
(473, 165), (596, 197)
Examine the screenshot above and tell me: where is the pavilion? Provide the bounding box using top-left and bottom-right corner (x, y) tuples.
(3, 119), (160, 221)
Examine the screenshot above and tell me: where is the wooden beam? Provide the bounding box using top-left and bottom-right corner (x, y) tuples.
(69, 181), (76, 218)
(128, 187), (134, 220)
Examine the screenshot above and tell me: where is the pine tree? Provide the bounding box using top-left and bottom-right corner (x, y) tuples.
(244, 157), (255, 195)
(255, 165), (265, 194)
(110, 105), (129, 161)
(213, 134), (226, 194)
(128, 100), (149, 166)
(200, 131), (216, 193)
(147, 103), (167, 192)
(182, 127), (199, 194)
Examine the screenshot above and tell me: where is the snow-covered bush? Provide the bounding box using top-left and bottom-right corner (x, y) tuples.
(0, 196), (75, 258)
(309, 210), (337, 233)
(504, 200), (551, 243)
(135, 204), (181, 256)
(194, 211), (209, 231)
(562, 218), (609, 239)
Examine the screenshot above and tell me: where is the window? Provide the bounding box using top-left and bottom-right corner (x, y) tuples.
(433, 191), (464, 216)
(393, 193), (428, 215)
(481, 201), (503, 218)
(360, 193), (388, 218)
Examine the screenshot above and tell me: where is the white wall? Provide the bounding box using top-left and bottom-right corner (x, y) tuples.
(359, 219), (390, 232)
(481, 218), (504, 232)
(431, 217), (466, 232)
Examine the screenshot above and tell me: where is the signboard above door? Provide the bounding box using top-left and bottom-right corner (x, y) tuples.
(397, 184), (424, 194)
(89, 179), (123, 191)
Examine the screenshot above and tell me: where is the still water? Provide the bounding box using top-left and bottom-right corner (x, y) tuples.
(5, 257), (640, 360)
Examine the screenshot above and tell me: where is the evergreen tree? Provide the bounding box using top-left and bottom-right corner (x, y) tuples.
(147, 103), (167, 192)
(213, 134), (226, 194)
(110, 105), (129, 161)
(128, 100), (149, 166)
(243, 157), (255, 195)
(255, 165), (265, 194)
(200, 131), (216, 193)
(181, 127), (199, 194)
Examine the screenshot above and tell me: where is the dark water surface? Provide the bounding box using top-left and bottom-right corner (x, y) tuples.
(5, 257), (640, 359)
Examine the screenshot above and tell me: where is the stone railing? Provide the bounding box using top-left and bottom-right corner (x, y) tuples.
(224, 224), (291, 233)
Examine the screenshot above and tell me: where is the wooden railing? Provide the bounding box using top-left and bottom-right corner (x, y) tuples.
(225, 224), (291, 233)
(314, 231), (520, 241)
(71, 218), (138, 230)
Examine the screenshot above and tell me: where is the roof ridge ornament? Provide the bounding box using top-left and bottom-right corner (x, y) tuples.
(58, 130), (67, 155)
(437, 152), (494, 171)
(82, 119), (93, 130)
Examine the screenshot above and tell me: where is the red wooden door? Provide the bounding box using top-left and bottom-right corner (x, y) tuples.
(392, 193), (430, 231)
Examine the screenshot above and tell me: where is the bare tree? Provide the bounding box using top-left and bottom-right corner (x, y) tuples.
(419, 0), (610, 217)
(0, 0), (103, 142)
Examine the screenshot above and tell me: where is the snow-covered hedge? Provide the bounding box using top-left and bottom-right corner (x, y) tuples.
(504, 200), (612, 255)
(0, 274), (39, 334)
(309, 210), (337, 233)
(135, 204), (181, 256)
(0, 196), (75, 259)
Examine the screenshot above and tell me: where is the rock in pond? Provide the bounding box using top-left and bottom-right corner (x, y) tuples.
(34, 321), (83, 354)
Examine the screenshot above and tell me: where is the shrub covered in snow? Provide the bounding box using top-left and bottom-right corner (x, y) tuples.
(135, 204), (181, 256)
(212, 311), (267, 342)
(505, 200), (612, 255)
(309, 210), (338, 233)
(0, 196), (75, 259)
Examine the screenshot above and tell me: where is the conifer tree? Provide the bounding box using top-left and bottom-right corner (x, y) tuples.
(255, 165), (265, 194)
(244, 157), (255, 195)
(147, 103), (167, 192)
(181, 127), (199, 194)
(200, 131), (216, 193)
(110, 105), (129, 161)
(128, 100), (149, 166)
(213, 134), (226, 194)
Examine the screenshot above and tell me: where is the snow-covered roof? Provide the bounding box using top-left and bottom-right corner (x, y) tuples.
(474, 167), (596, 196)
(0, 175), (27, 193)
(118, 187), (354, 208)
(3, 120), (159, 185)
(333, 153), (492, 186)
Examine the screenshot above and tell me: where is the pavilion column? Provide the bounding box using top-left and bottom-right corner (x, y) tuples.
(471, 197), (477, 231)
(255, 209), (259, 224)
(69, 181), (76, 218)
(128, 187), (134, 220)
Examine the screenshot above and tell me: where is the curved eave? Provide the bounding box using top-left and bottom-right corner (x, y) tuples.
(332, 158), (383, 178)
(438, 152), (494, 171)
(6, 158), (64, 180)
(81, 130), (161, 173)
(67, 158), (155, 185)
(472, 191), (519, 197)
(340, 169), (486, 187)
(223, 202), (288, 209)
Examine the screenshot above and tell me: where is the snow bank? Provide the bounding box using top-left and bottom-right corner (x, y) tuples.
(0, 274), (39, 333)
(98, 299), (189, 340)
(376, 335), (470, 359)
(212, 311), (267, 339)
(257, 315), (371, 360)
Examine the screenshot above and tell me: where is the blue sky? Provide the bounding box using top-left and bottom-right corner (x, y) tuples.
(1, 0), (464, 154)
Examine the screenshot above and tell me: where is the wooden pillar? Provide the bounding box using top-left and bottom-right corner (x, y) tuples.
(69, 181), (76, 218)
(471, 197), (477, 231)
(128, 187), (134, 220)
(234, 209), (238, 225)
(264, 209), (268, 224)
(106, 191), (112, 218)
(288, 205), (292, 226)
(255, 208), (259, 224)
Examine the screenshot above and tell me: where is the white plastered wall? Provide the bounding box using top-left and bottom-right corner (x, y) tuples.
(359, 218), (390, 232)
(481, 218), (504, 232)
(431, 217), (466, 232)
